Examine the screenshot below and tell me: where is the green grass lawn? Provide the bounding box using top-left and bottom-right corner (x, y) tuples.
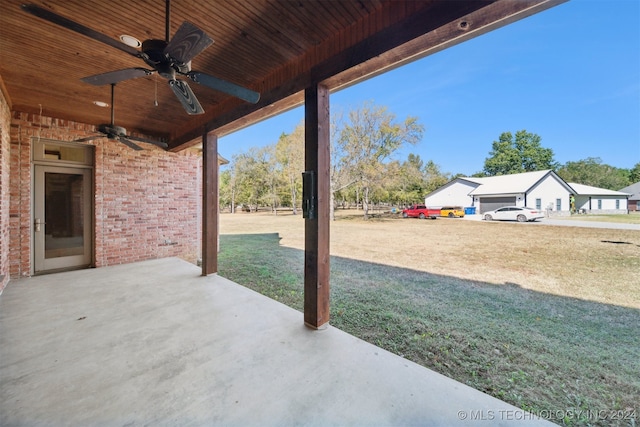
(218, 233), (639, 427)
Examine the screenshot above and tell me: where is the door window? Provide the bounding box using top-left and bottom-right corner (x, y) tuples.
(44, 172), (85, 259)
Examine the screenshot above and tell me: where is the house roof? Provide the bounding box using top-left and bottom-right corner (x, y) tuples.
(0, 0), (565, 151)
(467, 170), (558, 196)
(436, 171), (630, 199)
(619, 182), (640, 200)
(457, 177), (488, 185)
(569, 183), (630, 197)
(423, 176), (484, 200)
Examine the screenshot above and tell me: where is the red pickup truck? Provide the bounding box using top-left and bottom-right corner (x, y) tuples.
(401, 204), (440, 219)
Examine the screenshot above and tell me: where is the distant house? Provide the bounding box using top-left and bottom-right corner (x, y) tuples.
(425, 170), (629, 215)
(619, 182), (640, 212)
(420, 177), (485, 208)
(569, 183), (629, 214)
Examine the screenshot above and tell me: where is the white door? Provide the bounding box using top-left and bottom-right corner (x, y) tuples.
(34, 165), (92, 273)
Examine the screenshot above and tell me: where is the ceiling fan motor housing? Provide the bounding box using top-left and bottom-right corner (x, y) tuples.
(141, 39), (190, 79)
(98, 124), (127, 138)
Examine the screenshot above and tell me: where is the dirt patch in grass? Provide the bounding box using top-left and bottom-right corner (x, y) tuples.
(218, 211), (639, 426)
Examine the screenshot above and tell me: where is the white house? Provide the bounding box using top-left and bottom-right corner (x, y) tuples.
(569, 183), (629, 213)
(425, 170), (629, 215)
(420, 177), (485, 208)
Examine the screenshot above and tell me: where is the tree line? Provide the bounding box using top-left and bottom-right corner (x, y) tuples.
(219, 102), (640, 218)
(479, 130), (639, 190)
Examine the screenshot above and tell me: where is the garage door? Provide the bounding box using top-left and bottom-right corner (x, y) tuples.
(479, 197), (516, 213)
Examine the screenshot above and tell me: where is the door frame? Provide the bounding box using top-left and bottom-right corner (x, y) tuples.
(31, 139), (94, 275)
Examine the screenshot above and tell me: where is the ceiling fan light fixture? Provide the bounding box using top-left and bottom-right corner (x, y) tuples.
(93, 101), (109, 107)
(119, 34), (141, 48)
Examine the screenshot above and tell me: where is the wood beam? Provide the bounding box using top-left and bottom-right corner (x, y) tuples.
(323, 0), (566, 91)
(202, 131), (218, 276)
(303, 84), (331, 329)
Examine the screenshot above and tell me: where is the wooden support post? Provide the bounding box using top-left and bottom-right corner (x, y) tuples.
(303, 84), (330, 329)
(202, 131), (218, 276)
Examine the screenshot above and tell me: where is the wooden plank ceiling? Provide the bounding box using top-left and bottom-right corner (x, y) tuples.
(0, 0), (564, 151)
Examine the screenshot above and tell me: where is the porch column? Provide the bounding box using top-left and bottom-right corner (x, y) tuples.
(303, 83), (330, 329)
(202, 131), (218, 276)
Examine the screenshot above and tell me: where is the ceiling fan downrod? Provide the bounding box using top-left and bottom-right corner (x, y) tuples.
(110, 83), (115, 126)
(165, 0), (171, 42)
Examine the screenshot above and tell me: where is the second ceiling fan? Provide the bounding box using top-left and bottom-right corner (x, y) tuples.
(75, 84), (168, 151)
(22, 0), (260, 115)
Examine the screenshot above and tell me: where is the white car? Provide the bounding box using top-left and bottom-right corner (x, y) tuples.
(483, 206), (544, 222)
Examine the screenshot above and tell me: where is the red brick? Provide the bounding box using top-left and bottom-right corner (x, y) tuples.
(2, 104), (203, 279)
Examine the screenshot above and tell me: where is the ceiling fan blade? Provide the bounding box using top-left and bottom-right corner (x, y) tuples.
(164, 21), (213, 64)
(74, 135), (102, 142)
(117, 137), (144, 151)
(126, 135), (168, 149)
(169, 80), (204, 115)
(187, 71), (260, 104)
(21, 4), (140, 58)
(82, 68), (152, 86)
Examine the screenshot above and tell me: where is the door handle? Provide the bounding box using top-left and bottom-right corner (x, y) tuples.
(34, 218), (44, 232)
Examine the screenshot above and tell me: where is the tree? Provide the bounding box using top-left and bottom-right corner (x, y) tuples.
(557, 157), (631, 190)
(385, 155), (450, 206)
(275, 123), (304, 214)
(257, 144), (283, 213)
(337, 101), (424, 219)
(629, 162), (640, 184)
(386, 157), (422, 206)
(233, 147), (276, 211)
(400, 154), (426, 202)
(482, 130), (558, 176)
(219, 168), (234, 212)
(329, 109), (359, 220)
(423, 160), (450, 193)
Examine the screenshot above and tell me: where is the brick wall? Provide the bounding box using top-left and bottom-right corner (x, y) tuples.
(0, 89), (10, 293)
(8, 110), (202, 278)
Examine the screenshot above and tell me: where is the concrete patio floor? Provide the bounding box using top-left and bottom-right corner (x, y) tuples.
(0, 257), (552, 426)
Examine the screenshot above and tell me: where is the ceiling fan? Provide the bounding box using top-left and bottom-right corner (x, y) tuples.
(75, 83), (168, 151)
(21, 1), (260, 115)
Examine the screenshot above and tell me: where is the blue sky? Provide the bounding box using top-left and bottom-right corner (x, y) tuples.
(219, 0), (640, 177)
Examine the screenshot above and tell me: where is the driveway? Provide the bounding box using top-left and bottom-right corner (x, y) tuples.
(463, 214), (640, 231)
